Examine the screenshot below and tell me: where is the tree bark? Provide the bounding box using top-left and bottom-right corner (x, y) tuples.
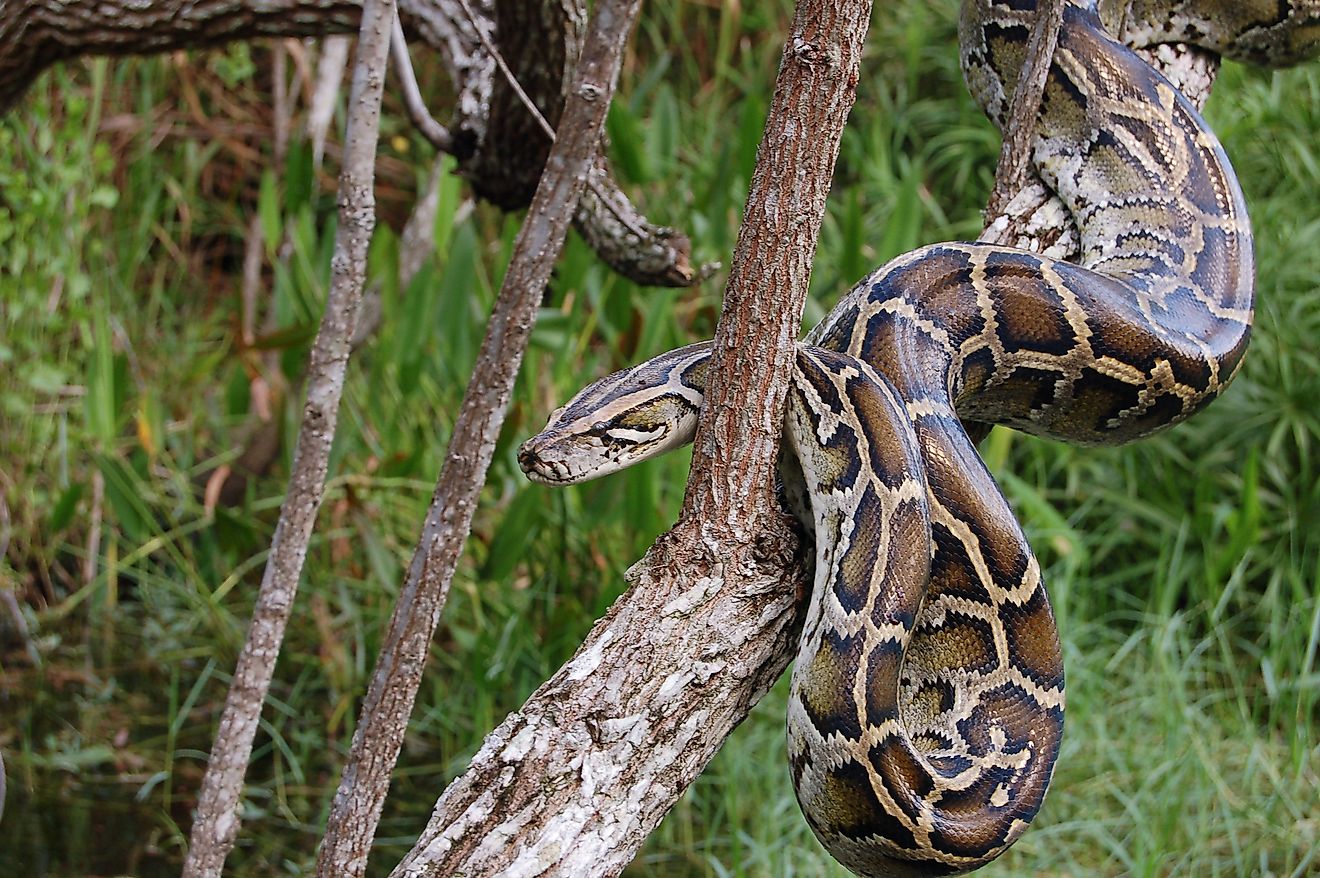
(457, 0), (583, 207)
(0, 0), (455, 114)
(180, 1), (396, 875)
(388, 2), (872, 875)
(982, 0), (1066, 226)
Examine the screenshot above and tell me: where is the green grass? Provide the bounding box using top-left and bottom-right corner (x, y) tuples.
(2, 1), (1318, 875)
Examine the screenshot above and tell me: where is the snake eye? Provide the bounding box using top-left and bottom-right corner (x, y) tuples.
(606, 425), (668, 445)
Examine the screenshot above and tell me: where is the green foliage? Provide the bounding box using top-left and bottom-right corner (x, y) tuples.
(2, 2), (1319, 876)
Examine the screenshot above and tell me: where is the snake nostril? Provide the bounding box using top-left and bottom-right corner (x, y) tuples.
(517, 441), (539, 471)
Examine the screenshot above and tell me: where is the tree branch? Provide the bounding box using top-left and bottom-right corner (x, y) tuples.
(180, 1), (397, 875)
(981, 0), (1066, 232)
(0, 0), (698, 287)
(391, 11), (453, 152)
(388, 2), (872, 875)
(314, 1), (645, 874)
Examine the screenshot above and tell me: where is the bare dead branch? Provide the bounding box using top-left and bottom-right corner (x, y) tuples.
(314, 0), (645, 873)
(180, 1), (398, 875)
(308, 36), (352, 169)
(387, 2), (872, 875)
(398, 157), (449, 285)
(391, 10), (453, 151)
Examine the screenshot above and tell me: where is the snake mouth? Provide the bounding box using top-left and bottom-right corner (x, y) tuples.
(517, 435), (612, 485)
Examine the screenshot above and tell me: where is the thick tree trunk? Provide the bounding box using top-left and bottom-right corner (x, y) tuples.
(388, 1), (874, 875)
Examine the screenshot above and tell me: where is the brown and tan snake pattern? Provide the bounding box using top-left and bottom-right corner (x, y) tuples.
(518, 1), (1320, 874)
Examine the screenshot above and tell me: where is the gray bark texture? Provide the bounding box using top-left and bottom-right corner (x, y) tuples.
(388, 1), (874, 875)
(315, 1), (647, 874)
(982, 0), (1066, 225)
(179, 1), (397, 875)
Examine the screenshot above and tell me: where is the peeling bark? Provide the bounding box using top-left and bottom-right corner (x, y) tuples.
(390, 1), (873, 874)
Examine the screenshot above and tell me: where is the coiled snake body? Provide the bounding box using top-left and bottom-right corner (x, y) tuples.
(519, 1), (1319, 874)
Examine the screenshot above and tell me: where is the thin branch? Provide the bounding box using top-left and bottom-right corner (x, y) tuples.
(180, 1), (398, 875)
(307, 35), (352, 170)
(982, 0), (1066, 231)
(398, 156), (450, 285)
(388, 1), (872, 874)
(391, 10), (453, 151)
(314, 0), (645, 874)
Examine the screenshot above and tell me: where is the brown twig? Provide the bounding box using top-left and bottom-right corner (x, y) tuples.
(180, 1), (398, 875)
(982, 0), (1066, 233)
(386, 0), (872, 874)
(313, 0), (645, 874)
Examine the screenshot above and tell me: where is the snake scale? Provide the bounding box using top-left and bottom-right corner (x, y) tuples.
(518, 1), (1320, 874)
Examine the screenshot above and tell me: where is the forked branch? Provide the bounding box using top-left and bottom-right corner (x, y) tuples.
(316, 1), (650, 874)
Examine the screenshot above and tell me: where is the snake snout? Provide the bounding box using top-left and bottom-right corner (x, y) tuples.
(517, 432), (584, 485)
(519, 430), (619, 485)
(517, 435), (554, 483)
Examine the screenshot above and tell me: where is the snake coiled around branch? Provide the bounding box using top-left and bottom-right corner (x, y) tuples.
(518, 1), (1319, 874)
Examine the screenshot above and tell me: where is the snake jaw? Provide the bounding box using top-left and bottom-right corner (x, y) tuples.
(517, 432), (614, 485)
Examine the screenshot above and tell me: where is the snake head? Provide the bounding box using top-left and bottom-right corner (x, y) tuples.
(518, 343), (712, 485)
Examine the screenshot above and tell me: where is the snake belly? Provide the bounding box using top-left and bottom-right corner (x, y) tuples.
(518, 1), (1318, 875)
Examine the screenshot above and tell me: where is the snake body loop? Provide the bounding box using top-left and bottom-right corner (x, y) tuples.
(519, 2), (1318, 874)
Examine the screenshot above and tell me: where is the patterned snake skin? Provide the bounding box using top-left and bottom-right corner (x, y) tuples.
(518, 1), (1319, 874)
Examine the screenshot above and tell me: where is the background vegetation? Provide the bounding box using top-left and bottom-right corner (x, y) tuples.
(1, 1), (1317, 875)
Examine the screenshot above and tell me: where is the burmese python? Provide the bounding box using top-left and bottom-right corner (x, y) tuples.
(518, 1), (1320, 874)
